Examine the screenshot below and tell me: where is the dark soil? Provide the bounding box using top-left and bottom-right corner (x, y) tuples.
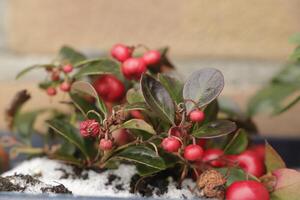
(0, 173), (72, 195)
(41, 184), (72, 194)
(55, 166), (88, 180)
(105, 174), (121, 186)
(129, 168), (180, 198)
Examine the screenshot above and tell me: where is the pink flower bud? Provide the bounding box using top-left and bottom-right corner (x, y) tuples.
(79, 119), (100, 137)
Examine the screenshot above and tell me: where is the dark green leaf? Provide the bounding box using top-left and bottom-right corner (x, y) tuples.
(136, 164), (162, 176)
(224, 129), (248, 154)
(13, 109), (46, 144)
(69, 93), (99, 119)
(47, 119), (90, 161)
(73, 59), (120, 78)
(123, 102), (148, 112)
(265, 142), (286, 173)
(216, 167), (259, 187)
(203, 99), (219, 123)
(192, 120), (237, 139)
(247, 84), (298, 116)
(115, 145), (166, 170)
(16, 64), (54, 79)
(71, 81), (107, 117)
(111, 119), (156, 135)
(158, 74), (183, 104)
(183, 68), (224, 113)
(56, 46), (86, 65)
(50, 152), (83, 166)
(140, 74), (175, 124)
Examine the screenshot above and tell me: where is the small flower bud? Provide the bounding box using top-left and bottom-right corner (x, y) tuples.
(79, 119), (100, 137)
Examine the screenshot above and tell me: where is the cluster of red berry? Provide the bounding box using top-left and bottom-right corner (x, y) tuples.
(161, 109), (268, 199)
(45, 64), (73, 96)
(79, 119), (130, 151)
(111, 44), (161, 80)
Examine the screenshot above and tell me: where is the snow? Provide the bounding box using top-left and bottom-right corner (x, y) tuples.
(2, 158), (197, 199)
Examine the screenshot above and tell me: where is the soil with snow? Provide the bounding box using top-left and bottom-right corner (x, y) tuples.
(1, 158), (202, 199)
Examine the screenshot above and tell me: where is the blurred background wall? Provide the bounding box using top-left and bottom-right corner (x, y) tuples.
(0, 0), (300, 136)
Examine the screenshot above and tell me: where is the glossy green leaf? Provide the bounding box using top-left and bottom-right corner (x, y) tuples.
(47, 119), (90, 160)
(16, 64), (54, 79)
(247, 84), (298, 116)
(73, 59), (120, 78)
(265, 142), (286, 173)
(192, 120), (237, 139)
(56, 46), (86, 65)
(71, 81), (107, 117)
(216, 167), (259, 187)
(123, 102), (148, 112)
(140, 74), (175, 124)
(158, 74), (183, 104)
(183, 68), (224, 113)
(111, 119), (156, 135)
(115, 145), (166, 170)
(69, 93), (99, 120)
(136, 164), (162, 176)
(224, 129), (248, 155)
(271, 168), (300, 200)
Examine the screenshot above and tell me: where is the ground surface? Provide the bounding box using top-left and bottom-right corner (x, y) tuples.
(1, 158), (199, 199)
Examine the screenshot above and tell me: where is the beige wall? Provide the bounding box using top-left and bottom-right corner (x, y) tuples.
(7, 0), (300, 59)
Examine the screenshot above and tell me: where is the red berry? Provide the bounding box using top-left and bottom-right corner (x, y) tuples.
(142, 50), (161, 66)
(130, 110), (144, 119)
(189, 110), (205, 122)
(184, 144), (204, 161)
(202, 149), (225, 167)
(62, 64), (73, 73)
(121, 58), (147, 80)
(236, 150), (265, 177)
(51, 71), (60, 81)
(169, 126), (186, 138)
(99, 139), (113, 151)
(46, 87), (57, 96)
(93, 75), (125, 102)
(112, 129), (131, 146)
(59, 82), (71, 92)
(250, 144), (265, 161)
(226, 180), (269, 200)
(161, 137), (181, 153)
(111, 44), (132, 62)
(79, 119), (100, 137)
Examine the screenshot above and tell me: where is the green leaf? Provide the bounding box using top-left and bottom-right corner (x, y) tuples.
(56, 46), (86, 65)
(123, 102), (148, 112)
(271, 168), (300, 200)
(50, 152), (83, 166)
(16, 64), (54, 79)
(115, 145), (166, 170)
(13, 109), (46, 144)
(47, 119), (90, 161)
(69, 93), (99, 119)
(71, 81), (107, 117)
(247, 84), (299, 116)
(140, 74), (175, 124)
(203, 99), (219, 123)
(73, 59), (120, 79)
(126, 88), (144, 104)
(224, 129), (248, 155)
(158, 74), (183, 104)
(273, 95), (300, 115)
(265, 142), (286, 173)
(192, 120), (237, 139)
(112, 119), (156, 135)
(183, 68), (224, 113)
(289, 47), (300, 61)
(136, 164), (162, 176)
(216, 167), (259, 187)
(74, 58), (102, 68)
(289, 33), (300, 45)
(272, 63), (300, 84)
